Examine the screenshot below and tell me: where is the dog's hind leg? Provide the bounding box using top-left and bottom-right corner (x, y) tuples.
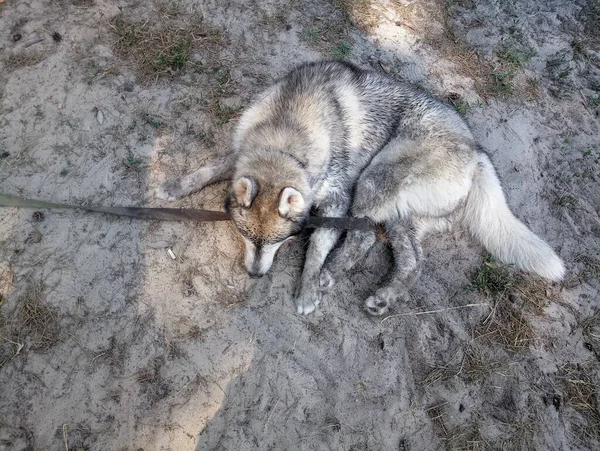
(154, 153), (236, 201)
(320, 134), (473, 312)
(363, 220), (423, 316)
(319, 229), (377, 291)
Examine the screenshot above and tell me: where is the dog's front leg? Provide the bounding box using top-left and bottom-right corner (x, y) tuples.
(295, 193), (349, 315)
(154, 153), (236, 201)
(296, 228), (343, 315)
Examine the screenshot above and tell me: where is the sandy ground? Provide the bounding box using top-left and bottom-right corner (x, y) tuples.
(0, 0), (599, 450)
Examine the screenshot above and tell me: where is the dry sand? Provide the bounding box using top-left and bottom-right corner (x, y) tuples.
(0, 0), (599, 450)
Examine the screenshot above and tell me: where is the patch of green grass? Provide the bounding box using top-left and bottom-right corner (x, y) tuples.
(306, 28), (322, 44)
(140, 112), (163, 129)
(588, 96), (600, 108)
(571, 39), (589, 60)
(301, 13), (349, 57)
(123, 152), (143, 172)
(490, 69), (515, 97)
(331, 41), (351, 59)
(109, 1), (223, 84)
(34, 105), (45, 119)
(558, 69), (570, 79)
(126, 155), (138, 165)
(214, 103), (242, 124)
(454, 101), (469, 115)
(496, 47), (528, 70)
(448, 96), (470, 115)
(487, 44), (535, 98)
(472, 255), (512, 297)
(155, 38), (191, 70)
(555, 194), (578, 208)
(197, 130), (215, 147)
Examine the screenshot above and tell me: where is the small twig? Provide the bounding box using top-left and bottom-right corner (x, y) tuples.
(91, 352), (107, 364)
(264, 398), (280, 433)
(24, 37), (45, 48)
(3, 338), (24, 357)
(381, 303), (490, 323)
(174, 374), (198, 397)
(62, 423), (69, 451)
(579, 90), (592, 114)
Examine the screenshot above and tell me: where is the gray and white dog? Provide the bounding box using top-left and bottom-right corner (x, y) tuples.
(155, 60), (564, 315)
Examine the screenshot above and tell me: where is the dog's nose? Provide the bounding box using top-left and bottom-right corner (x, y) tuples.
(248, 271), (263, 279)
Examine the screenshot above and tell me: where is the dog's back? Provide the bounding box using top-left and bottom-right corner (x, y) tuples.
(234, 61), (476, 200)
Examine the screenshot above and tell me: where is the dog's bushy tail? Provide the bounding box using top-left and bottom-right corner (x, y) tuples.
(464, 153), (565, 281)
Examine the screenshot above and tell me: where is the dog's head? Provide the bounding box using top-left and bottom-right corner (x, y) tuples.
(225, 176), (308, 278)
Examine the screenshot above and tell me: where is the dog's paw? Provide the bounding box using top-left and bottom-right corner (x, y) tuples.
(296, 297), (319, 315)
(364, 287), (408, 316)
(319, 268), (335, 291)
(364, 295), (390, 316)
(364, 287), (404, 316)
(154, 178), (184, 201)
(295, 288), (322, 315)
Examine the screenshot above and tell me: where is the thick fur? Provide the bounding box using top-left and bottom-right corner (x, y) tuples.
(154, 60), (565, 315)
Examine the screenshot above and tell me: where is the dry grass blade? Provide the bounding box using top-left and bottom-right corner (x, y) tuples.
(558, 363), (600, 439)
(446, 423), (494, 451)
(426, 402), (449, 438)
(381, 303), (489, 323)
(18, 280), (60, 350)
(471, 255), (558, 353)
(475, 297), (534, 352)
(462, 344), (504, 381)
(422, 365), (460, 388)
(582, 314), (600, 344)
(5, 52), (45, 71)
(427, 403), (494, 451)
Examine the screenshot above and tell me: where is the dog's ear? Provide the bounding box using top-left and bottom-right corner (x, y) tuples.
(279, 187), (305, 218)
(233, 177), (257, 207)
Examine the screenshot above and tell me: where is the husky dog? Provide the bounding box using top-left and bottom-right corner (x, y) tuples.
(155, 60), (564, 316)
